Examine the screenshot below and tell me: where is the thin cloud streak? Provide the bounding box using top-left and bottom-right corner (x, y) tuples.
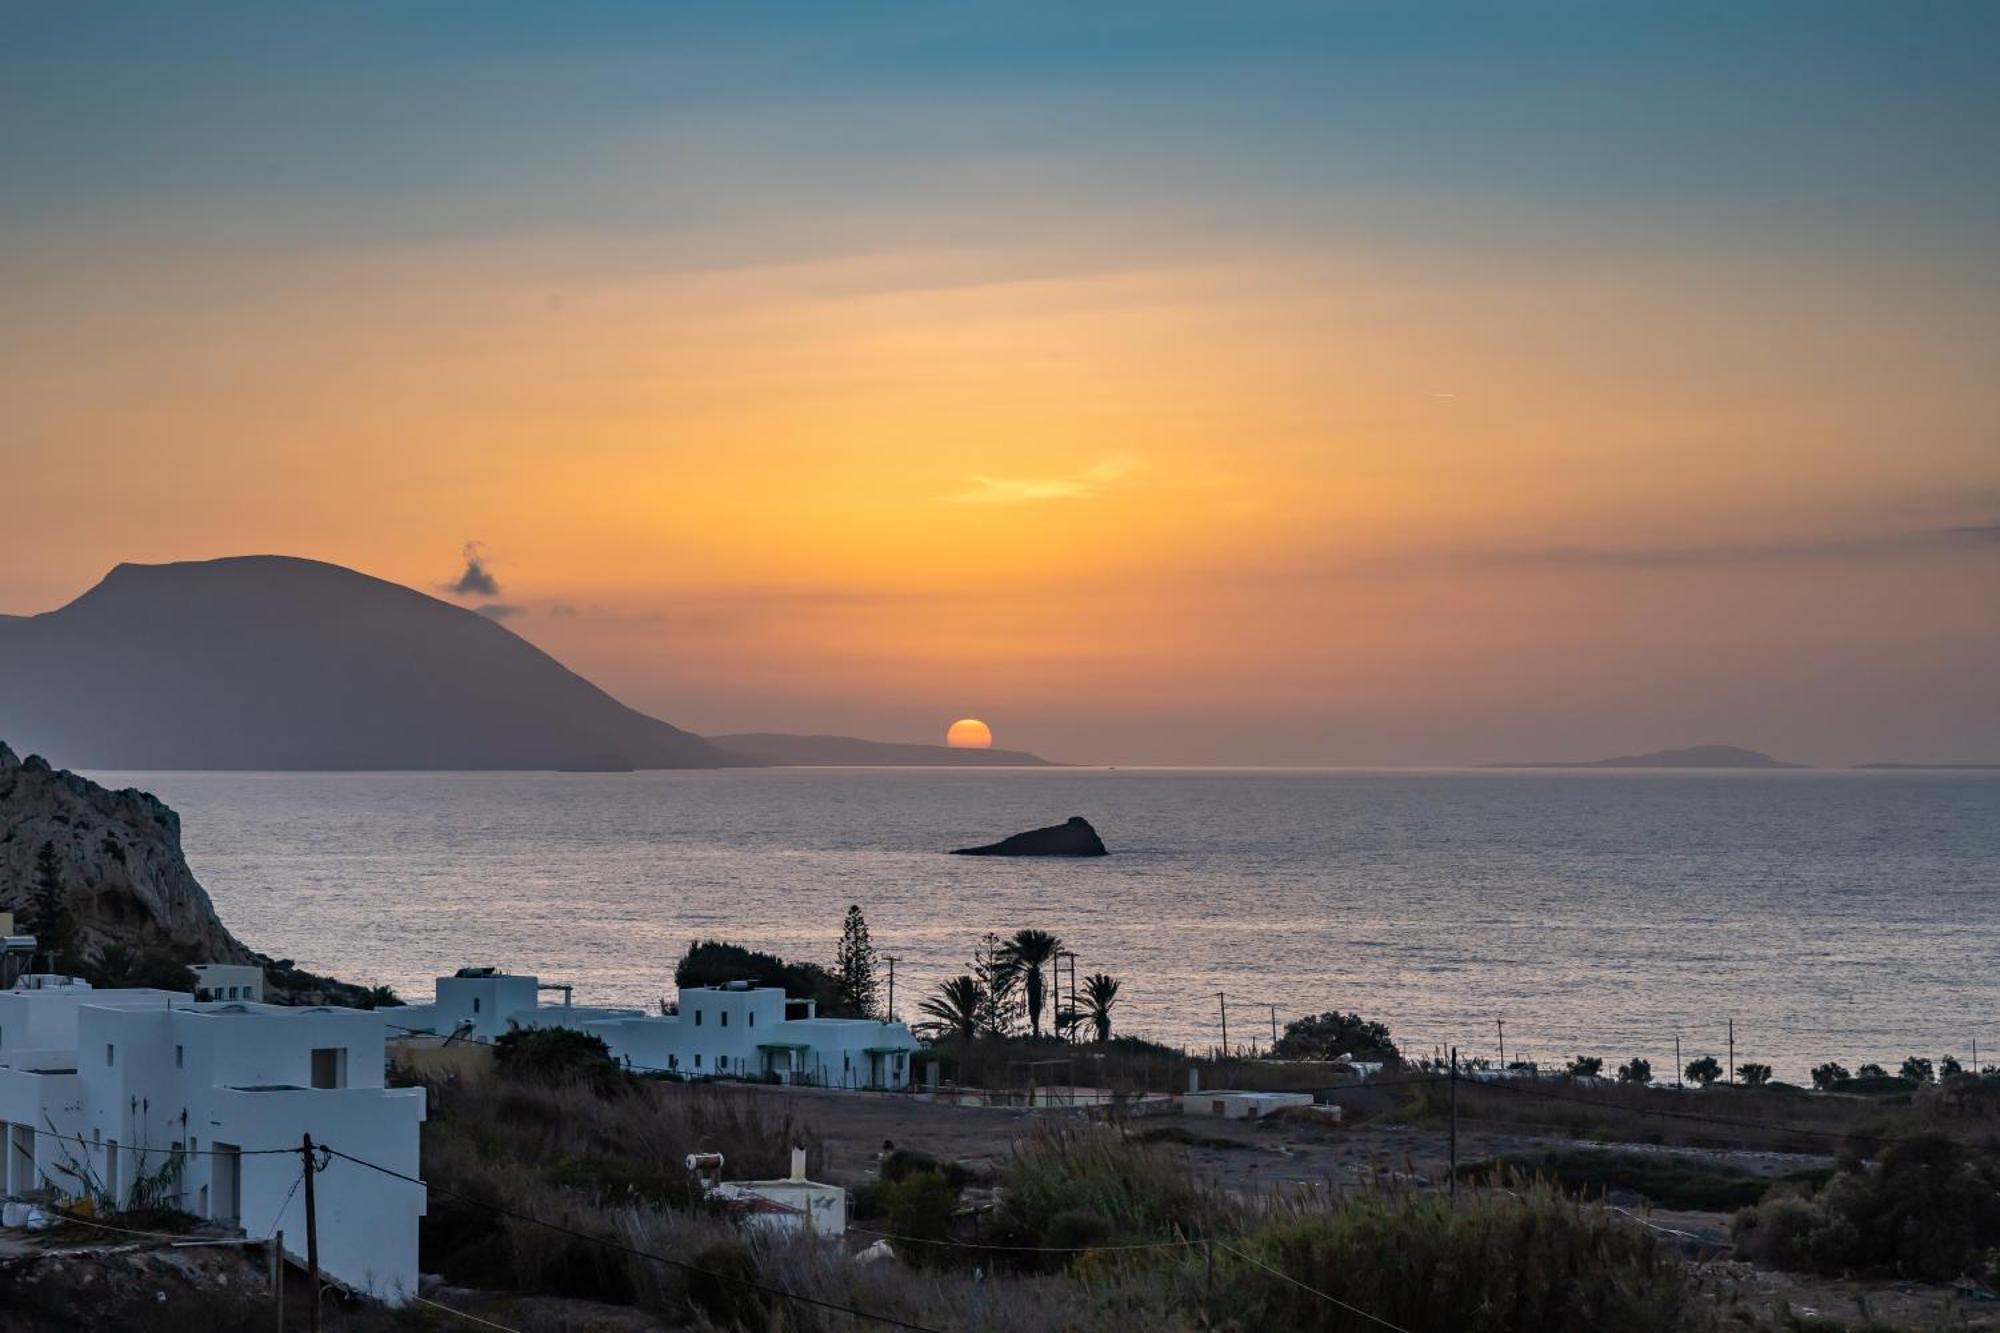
(1446, 522), (2000, 573)
(948, 455), (1138, 505)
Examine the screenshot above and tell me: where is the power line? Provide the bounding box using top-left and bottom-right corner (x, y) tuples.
(321, 1147), (944, 1333)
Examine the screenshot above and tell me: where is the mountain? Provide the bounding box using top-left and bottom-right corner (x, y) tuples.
(710, 732), (1056, 766)
(1483, 745), (1805, 769)
(0, 556), (727, 770)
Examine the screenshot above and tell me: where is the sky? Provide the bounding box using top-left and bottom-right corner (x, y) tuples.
(3, 3), (1997, 765)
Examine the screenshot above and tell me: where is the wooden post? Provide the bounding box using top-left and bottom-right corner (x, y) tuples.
(1216, 992), (1229, 1058)
(1269, 1005), (1279, 1051)
(1448, 1040), (1464, 1200)
(271, 1229), (284, 1331)
(1675, 1032), (1682, 1088)
(1496, 1018), (1505, 1069)
(1728, 1018), (1735, 1086)
(301, 1134), (321, 1333)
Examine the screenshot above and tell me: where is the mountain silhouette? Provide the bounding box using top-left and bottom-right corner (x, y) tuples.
(0, 556), (727, 770)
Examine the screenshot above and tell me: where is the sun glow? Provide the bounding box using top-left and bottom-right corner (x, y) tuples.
(946, 718), (994, 749)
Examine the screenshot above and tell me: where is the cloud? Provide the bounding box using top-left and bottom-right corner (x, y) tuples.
(475, 603), (521, 620)
(948, 455), (1137, 504)
(1449, 522), (2000, 573)
(446, 541), (500, 597)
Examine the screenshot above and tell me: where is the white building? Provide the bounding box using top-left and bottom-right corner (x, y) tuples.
(396, 971), (922, 1090)
(1183, 1090), (1314, 1120)
(0, 983), (425, 1304)
(190, 963), (265, 1003)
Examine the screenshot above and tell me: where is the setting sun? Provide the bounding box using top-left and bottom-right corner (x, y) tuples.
(946, 718), (994, 749)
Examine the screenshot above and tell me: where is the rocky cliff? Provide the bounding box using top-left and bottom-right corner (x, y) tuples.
(0, 740), (252, 966)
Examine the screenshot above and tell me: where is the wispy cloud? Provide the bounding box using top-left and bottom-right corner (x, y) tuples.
(475, 602), (521, 620)
(947, 455), (1138, 505)
(1450, 522), (2000, 573)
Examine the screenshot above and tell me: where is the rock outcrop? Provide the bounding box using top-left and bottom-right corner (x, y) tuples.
(0, 740), (253, 965)
(952, 816), (1109, 857)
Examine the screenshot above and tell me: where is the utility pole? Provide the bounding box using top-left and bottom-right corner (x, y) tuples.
(1675, 1032), (1682, 1088)
(1269, 1005), (1279, 1052)
(271, 1229), (284, 1330)
(300, 1134), (321, 1333)
(1448, 1046), (1459, 1201)
(1496, 1018), (1505, 1069)
(883, 956), (898, 1021)
(1728, 1018), (1735, 1086)
(1216, 992), (1229, 1058)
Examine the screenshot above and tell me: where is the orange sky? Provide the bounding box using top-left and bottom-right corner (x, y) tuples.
(4, 7), (1997, 763)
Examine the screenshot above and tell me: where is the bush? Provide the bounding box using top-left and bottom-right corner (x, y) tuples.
(1732, 1131), (2000, 1280)
(1900, 1055), (1935, 1084)
(1457, 1149), (1831, 1212)
(1272, 1011), (1400, 1065)
(1567, 1055), (1603, 1079)
(1230, 1187), (1690, 1332)
(492, 1025), (631, 1097)
(1811, 1062), (1850, 1090)
(675, 939), (840, 1012)
(1617, 1057), (1652, 1085)
(1737, 1063), (1772, 1087)
(877, 1169), (961, 1265)
(993, 1125), (1233, 1258)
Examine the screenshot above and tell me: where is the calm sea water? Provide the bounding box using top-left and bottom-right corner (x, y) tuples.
(89, 768), (2000, 1080)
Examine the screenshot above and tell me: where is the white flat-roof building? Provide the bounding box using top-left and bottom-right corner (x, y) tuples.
(0, 983), (425, 1304)
(190, 963), (265, 1003)
(396, 972), (921, 1090)
(1184, 1090), (1314, 1120)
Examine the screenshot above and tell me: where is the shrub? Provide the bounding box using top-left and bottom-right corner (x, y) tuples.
(993, 1125), (1234, 1258)
(1456, 1149), (1830, 1212)
(1732, 1131), (2000, 1280)
(1566, 1055), (1603, 1078)
(1811, 1062), (1850, 1090)
(1856, 1063), (1887, 1078)
(1272, 1011), (1400, 1065)
(1229, 1186), (1690, 1332)
(1617, 1057), (1652, 1085)
(492, 1025), (631, 1097)
(1684, 1056), (1722, 1086)
(1737, 1063), (1773, 1087)
(877, 1169), (961, 1265)
(1900, 1056), (1935, 1084)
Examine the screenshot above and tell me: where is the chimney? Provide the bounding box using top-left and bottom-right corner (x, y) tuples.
(789, 1145), (807, 1181)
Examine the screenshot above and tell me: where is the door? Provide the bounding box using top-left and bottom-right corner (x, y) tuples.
(211, 1143), (242, 1225)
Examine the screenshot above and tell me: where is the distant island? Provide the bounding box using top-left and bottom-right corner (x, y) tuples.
(710, 733), (1055, 767)
(1483, 744), (1806, 770)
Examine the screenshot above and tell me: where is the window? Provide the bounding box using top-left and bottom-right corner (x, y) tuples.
(310, 1047), (348, 1090)
(694, 1010), (702, 1026)
(719, 1054), (728, 1070)
(694, 1053), (702, 1068)
(720, 1011), (728, 1027)
(748, 1012), (755, 1027)
(472, 997), (481, 1014)
(175, 1045), (184, 1069)
(668, 1054), (679, 1070)
(106, 1044), (115, 1067)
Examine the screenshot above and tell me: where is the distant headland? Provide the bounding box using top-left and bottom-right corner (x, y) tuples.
(1482, 744), (1806, 770)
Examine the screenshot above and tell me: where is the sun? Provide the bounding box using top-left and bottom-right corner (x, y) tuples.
(946, 718), (994, 749)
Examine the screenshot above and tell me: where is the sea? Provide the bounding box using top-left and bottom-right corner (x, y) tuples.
(87, 767), (2000, 1080)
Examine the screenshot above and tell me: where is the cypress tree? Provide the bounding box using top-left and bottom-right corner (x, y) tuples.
(833, 904), (879, 1018)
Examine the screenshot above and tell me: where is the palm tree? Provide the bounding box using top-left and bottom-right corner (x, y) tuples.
(999, 929), (1062, 1038)
(1081, 973), (1121, 1043)
(917, 976), (984, 1044)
